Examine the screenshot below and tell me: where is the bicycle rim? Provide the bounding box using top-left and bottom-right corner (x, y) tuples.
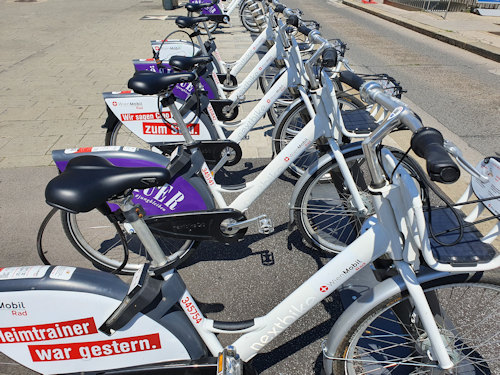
(295, 150), (373, 253)
(106, 121), (155, 150)
(341, 282), (500, 374)
(62, 211), (195, 274)
(240, 2), (263, 33)
(275, 95), (363, 178)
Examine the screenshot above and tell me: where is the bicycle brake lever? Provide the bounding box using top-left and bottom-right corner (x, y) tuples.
(444, 140), (489, 183)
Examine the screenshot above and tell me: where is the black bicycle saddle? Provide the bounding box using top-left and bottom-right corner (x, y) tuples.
(185, 2), (212, 12)
(45, 156), (171, 213)
(128, 71), (196, 95)
(175, 15), (210, 29)
(169, 55), (213, 71)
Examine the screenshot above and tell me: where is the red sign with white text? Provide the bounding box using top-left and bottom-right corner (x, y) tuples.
(143, 122), (200, 136)
(0, 318), (97, 344)
(28, 333), (161, 362)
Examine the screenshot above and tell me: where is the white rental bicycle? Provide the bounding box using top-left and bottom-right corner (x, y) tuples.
(3, 73), (499, 375)
(53, 34), (404, 274)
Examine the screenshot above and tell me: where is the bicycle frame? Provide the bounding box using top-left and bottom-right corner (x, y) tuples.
(190, 0), (249, 20)
(152, 6), (277, 79)
(168, 69), (369, 217)
(114, 146), (470, 369)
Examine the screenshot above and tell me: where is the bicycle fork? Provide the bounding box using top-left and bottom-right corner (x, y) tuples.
(395, 261), (454, 370)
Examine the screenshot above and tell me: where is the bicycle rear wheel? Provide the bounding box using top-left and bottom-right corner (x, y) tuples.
(105, 120), (154, 150)
(61, 210), (196, 274)
(239, 1), (265, 34)
(331, 279), (500, 374)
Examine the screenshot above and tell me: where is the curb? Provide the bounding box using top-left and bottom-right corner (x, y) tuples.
(342, 0), (500, 63)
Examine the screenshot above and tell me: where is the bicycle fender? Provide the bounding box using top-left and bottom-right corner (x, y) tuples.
(51, 147), (216, 215)
(0, 266), (204, 373)
(322, 270), (483, 374)
(288, 142), (364, 227)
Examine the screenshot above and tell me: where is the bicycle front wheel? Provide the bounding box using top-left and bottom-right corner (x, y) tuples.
(61, 210), (196, 274)
(331, 280), (500, 374)
(273, 93), (364, 178)
(294, 149), (373, 254)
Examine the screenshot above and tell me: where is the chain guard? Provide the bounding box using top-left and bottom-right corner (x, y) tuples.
(209, 99), (239, 121)
(145, 209), (248, 244)
(155, 140), (242, 167)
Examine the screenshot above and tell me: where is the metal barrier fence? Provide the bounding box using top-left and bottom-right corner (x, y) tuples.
(384, 0), (475, 17)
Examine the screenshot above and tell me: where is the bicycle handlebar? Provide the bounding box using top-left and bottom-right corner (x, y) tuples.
(411, 128), (460, 184)
(286, 14), (299, 27)
(339, 70), (364, 91)
(341, 71), (460, 184)
(297, 24), (313, 37)
(274, 3), (286, 13)
(321, 47), (337, 68)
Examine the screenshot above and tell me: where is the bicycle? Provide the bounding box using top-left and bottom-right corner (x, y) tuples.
(4, 74), (498, 375)
(187, 0), (267, 34)
(104, 16), (362, 175)
(53, 60), (417, 275)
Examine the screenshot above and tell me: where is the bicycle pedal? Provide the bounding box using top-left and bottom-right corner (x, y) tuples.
(258, 216), (274, 235)
(217, 346), (242, 375)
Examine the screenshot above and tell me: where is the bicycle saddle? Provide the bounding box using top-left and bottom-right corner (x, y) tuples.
(45, 156), (171, 213)
(128, 71), (196, 95)
(175, 16), (210, 29)
(169, 55), (213, 71)
(185, 2), (212, 12)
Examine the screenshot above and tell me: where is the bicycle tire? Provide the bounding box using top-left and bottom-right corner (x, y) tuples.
(61, 210), (197, 275)
(199, 21), (219, 35)
(239, 1), (264, 34)
(273, 93), (364, 178)
(266, 76), (344, 126)
(330, 276), (500, 374)
(294, 146), (424, 254)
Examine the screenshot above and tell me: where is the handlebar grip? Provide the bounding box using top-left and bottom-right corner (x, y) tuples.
(274, 4), (286, 13)
(297, 24), (312, 37)
(410, 128), (460, 184)
(321, 47), (338, 68)
(339, 71), (365, 91)
(286, 14), (299, 27)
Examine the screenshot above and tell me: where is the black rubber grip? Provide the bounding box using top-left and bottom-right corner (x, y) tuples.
(410, 128), (460, 184)
(297, 24), (312, 37)
(339, 71), (365, 91)
(321, 47), (338, 68)
(286, 14), (299, 27)
(274, 4), (286, 13)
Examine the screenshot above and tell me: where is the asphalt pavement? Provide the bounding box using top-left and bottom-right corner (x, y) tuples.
(0, 0), (499, 374)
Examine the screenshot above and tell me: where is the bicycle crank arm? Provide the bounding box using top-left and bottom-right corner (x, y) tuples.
(221, 215), (274, 235)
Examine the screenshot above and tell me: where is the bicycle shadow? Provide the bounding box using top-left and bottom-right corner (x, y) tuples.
(181, 222), (289, 267)
(249, 231), (342, 374)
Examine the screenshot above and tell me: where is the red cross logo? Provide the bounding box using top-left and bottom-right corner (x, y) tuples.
(320, 286), (329, 293)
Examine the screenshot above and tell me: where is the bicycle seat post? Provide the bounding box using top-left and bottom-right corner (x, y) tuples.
(119, 195), (169, 269)
(163, 95), (197, 146)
